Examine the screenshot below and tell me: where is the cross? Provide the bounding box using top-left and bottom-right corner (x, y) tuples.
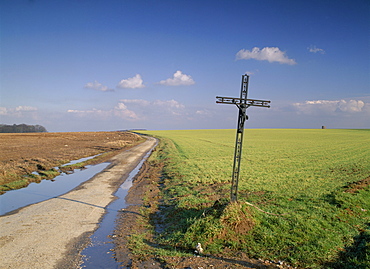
(216, 74), (271, 202)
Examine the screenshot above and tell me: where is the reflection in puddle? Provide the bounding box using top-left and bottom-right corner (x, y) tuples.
(0, 163), (109, 215)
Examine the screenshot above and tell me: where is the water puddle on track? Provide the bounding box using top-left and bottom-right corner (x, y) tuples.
(79, 143), (156, 269)
(0, 159), (109, 216)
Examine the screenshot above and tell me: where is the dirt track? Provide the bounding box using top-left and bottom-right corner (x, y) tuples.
(0, 136), (156, 269)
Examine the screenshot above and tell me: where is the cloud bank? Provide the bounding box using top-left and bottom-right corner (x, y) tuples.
(120, 99), (185, 116)
(158, 71), (195, 86)
(293, 99), (369, 115)
(68, 105), (139, 121)
(236, 47), (296, 65)
(67, 99), (186, 122)
(117, 74), (145, 89)
(0, 105), (39, 120)
(0, 106), (38, 115)
(15, 106), (38, 112)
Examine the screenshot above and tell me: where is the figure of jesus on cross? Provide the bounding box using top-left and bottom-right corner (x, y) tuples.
(216, 74), (271, 202)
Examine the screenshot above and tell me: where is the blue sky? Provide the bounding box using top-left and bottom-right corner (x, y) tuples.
(1, 0), (369, 131)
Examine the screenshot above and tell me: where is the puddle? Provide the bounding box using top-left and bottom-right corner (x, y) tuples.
(79, 143), (156, 268)
(0, 163), (109, 215)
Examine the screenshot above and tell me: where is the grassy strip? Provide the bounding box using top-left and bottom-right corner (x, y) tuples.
(135, 129), (370, 268)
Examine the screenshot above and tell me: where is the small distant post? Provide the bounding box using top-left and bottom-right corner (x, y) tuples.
(216, 75), (271, 202)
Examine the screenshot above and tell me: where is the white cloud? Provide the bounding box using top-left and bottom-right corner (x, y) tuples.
(152, 99), (185, 109)
(84, 80), (113, 92)
(67, 108), (109, 116)
(0, 105), (38, 114)
(67, 105), (139, 121)
(244, 70), (259, 76)
(119, 99), (186, 117)
(120, 99), (150, 106)
(120, 99), (185, 109)
(196, 109), (212, 116)
(236, 47), (296, 65)
(117, 74), (145, 89)
(15, 106), (38, 111)
(158, 70), (195, 86)
(293, 99), (368, 115)
(338, 100), (365, 112)
(120, 98), (185, 115)
(152, 99), (185, 116)
(308, 45), (325, 54)
(67, 98), (186, 123)
(114, 103), (139, 120)
(0, 107), (8, 115)
(0, 105), (39, 119)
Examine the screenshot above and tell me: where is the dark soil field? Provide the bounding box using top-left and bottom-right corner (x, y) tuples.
(0, 131), (143, 193)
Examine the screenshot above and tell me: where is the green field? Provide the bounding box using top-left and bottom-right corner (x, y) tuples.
(140, 129), (370, 268)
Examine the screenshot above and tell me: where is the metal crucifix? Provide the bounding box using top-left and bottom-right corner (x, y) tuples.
(216, 74), (271, 202)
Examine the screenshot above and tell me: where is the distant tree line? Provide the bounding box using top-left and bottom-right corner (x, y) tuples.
(0, 124), (47, 133)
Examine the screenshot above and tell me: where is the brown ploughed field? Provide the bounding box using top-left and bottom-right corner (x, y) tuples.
(0, 131), (142, 193)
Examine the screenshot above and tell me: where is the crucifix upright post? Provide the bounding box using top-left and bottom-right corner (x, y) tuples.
(216, 75), (271, 202)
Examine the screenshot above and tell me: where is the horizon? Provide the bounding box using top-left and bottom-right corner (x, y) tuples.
(2, 124), (369, 134)
(1, 0), (369, 131)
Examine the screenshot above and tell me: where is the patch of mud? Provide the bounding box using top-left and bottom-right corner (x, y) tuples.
(344, 176), (370, 193)
(55, 231), (93, 269)
(113, 161), (162, 268)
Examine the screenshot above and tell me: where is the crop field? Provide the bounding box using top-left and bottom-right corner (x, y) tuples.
(140, 129), (370, 268)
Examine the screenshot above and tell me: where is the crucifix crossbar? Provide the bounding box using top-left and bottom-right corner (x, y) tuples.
(216, 74), (271, 202)
(216, 97), (271, 108)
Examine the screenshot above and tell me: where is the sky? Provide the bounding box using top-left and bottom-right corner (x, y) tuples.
(0, 0), (369, 132)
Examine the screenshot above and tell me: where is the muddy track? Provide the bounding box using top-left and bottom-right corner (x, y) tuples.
(0, 137), (157, 269)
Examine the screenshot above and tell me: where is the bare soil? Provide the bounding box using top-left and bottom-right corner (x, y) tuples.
(0, 131), (142, 191)
(344, 176), (370, 193)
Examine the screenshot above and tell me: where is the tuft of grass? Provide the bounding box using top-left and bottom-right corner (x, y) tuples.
(0, 179), (30, 192)
(38, 169), (60, 179)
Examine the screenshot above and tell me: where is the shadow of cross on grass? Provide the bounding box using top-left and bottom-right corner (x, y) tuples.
(324, 223), (370, 269)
